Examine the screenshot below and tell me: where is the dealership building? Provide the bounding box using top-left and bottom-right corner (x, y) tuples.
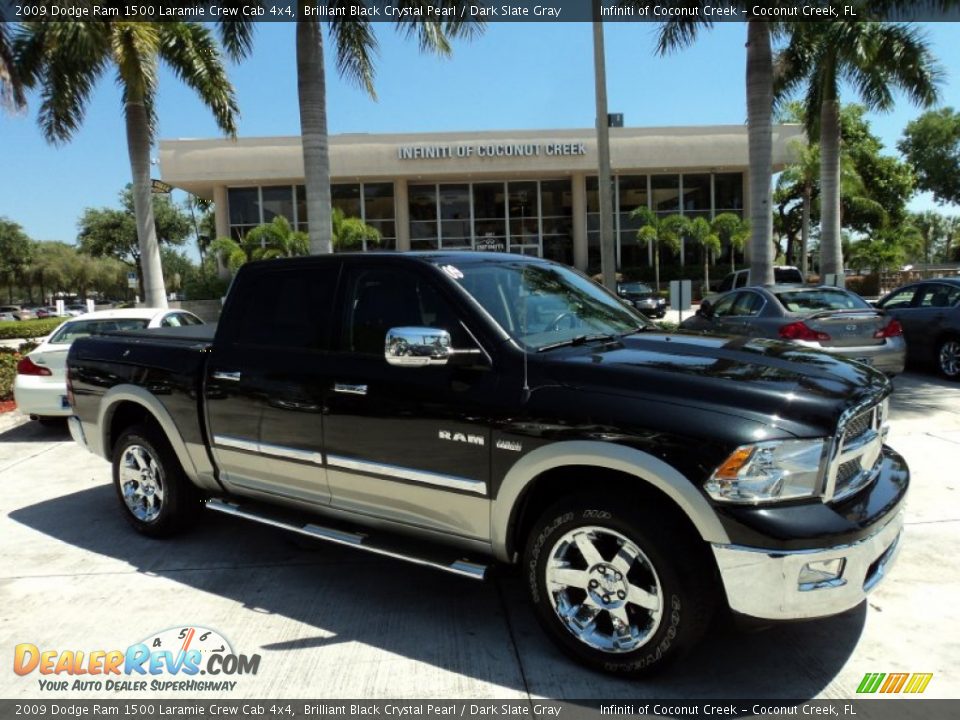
(159, 124), (803, 272)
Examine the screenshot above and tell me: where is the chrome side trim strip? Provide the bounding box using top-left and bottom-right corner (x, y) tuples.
(213, 435), (323, 466)
(214, 435), (258, 453)
(334, 383), (368, 395)
(212, 371), (241, 382)
(327, 454), (486, 495)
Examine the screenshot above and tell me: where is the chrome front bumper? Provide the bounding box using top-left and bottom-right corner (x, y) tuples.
(712, 510), (903, 620)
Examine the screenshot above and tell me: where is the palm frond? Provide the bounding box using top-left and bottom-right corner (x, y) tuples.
(17, 22), (110, 144)
(329, 12), (378, 98)
(158, 22), (240, 137)
(0, 21), (26, 110)
(214, 11), (256, 62)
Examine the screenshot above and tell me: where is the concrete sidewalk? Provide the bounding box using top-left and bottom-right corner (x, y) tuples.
(0, 373), (957, 702)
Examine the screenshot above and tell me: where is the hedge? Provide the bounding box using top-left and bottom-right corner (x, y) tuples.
(0, 350), (19, 401)
(0, 318), (64, 340)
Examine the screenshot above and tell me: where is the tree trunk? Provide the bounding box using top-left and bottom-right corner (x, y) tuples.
(654, 245), (660, 292)
(745, 19), (774, 286)
(801, 182), (811, 279)
(124, 100), (167, 308)
(297, 20), (334, 255)
(592, 7), (616, 292)
(819, 93), (843, 278)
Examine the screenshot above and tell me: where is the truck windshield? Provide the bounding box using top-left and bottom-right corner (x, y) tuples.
(445, 261), (651, 350)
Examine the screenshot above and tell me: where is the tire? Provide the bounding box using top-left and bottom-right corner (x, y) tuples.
(523, 496), (716, 676)
(112, 424), (201, 537)
(937, 336), (960, 379)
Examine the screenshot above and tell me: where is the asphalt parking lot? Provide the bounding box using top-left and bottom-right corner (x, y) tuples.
(1, 371), (958, 703)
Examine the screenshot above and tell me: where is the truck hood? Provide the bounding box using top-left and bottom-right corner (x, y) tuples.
(535, 331), (890, 438)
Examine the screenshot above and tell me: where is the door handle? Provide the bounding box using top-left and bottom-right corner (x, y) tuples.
(213, 371), (241, 382)
(334, 383), (367, 396)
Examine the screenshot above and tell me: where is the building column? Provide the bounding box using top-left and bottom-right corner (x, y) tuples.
(213, 185), (230, 278)
(395, 181), (410, 252)
(572, 173), (587, 271)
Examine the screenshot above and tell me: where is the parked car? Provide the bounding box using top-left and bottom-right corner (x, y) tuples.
(874, 278), (960, 378)
(67, 253), (906, 676)
(65, 304), (89, 317)
(712, 265), (805, 293)
(0, 311), (16, 322)
(681, 285), (905, 375)
(34, 307), (62, 319)
(14, 308), (202, 425)
(617, 281), (667, 318)
(0, 304), (34, 321)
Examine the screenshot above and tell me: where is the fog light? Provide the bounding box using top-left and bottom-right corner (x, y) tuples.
(798, 558), (846, 590)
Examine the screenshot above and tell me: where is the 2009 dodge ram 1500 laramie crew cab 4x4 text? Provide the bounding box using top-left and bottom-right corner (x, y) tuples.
(66, 253), (907, 675)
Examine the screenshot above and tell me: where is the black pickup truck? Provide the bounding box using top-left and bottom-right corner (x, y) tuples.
(67, 253), (908, 675)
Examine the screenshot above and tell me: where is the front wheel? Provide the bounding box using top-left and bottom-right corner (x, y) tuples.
(937, 336), (960, 379)
(112, 424), (201, 537)
(523, 497), (716, 675)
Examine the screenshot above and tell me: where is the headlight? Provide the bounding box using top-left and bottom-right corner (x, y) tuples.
(706, 439), (828, 504)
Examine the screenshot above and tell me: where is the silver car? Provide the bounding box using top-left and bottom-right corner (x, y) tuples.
(681, 285), (906, 375)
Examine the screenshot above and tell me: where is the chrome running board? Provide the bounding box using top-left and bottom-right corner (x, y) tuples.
(206, 498), (488, 580)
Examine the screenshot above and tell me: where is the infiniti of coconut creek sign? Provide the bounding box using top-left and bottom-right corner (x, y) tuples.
(397, 141), (588, 160)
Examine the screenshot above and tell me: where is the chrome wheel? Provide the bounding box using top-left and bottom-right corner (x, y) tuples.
(119, 444), (165, 522)
(939, 339), (960, 378)
(545, 525), (663, 653)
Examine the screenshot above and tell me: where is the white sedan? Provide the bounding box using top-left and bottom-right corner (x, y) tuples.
(14, 308), (203, 424)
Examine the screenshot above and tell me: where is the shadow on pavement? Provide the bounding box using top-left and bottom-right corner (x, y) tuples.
(890, 372), (960, 418)
(0, 418), (70, 443)
(9, 484), (867, 701)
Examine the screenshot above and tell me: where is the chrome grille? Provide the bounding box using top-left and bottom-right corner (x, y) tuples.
(843, 408), (874, 445)
(836, 459), (862, 486)
(828, 398), (888, 502)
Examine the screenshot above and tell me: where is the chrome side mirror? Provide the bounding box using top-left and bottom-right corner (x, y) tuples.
(385, 327), (452, 367)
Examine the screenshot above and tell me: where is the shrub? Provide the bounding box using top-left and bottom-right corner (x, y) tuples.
(19, 341), (39, 355)
(0, 352), (19, 401)
(0, 318), (63, 340)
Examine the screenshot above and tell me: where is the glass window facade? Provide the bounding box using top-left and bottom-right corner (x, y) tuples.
(407, 179), (572, 261)
(229, 182), (396, 251)
(585, 171), (744, 270)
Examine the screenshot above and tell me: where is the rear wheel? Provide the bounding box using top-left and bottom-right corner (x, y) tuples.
(937, 336), (960, 379)
(523, 496), (716, 676)
(112, 424), (201, 537)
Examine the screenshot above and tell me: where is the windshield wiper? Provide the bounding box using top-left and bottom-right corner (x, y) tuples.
(537, 333), (620, 353)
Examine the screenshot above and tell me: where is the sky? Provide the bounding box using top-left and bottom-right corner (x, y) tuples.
(2, 19), (960, 249)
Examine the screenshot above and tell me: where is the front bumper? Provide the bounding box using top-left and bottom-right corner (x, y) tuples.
(712, 509), (903, 621)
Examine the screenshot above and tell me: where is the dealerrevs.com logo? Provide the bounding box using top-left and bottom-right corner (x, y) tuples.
(13, 626), (261, 693)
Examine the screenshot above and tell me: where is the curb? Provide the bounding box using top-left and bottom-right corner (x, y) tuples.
(0, 409), (29, 435)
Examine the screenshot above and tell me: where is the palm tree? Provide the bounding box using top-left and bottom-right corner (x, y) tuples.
(775, 21), (941, 278)
(331, 208), (381, 251)
(711, 213), (750, 275)
(15, 22), (242, 308)
(0, 18), (25, 111)
(625, 2), (780, 286)
(686, 217), (721, 291)
(631, 208), (687, 292)
(285, 14), (482, 254)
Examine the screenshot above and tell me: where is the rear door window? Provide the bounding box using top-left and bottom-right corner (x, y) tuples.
(878, 286), (919, 310)
(222, 264), (340, 350)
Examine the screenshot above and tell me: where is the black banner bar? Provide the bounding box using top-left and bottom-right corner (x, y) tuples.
(3, 700), (960, 720)
(2, 1), (960, 24)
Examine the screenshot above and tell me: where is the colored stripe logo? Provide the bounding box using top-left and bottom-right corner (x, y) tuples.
(857, 672), (933, 694)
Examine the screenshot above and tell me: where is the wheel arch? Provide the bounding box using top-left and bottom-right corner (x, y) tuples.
(491, 440), (730, 563)
(98, 385), (199, 483)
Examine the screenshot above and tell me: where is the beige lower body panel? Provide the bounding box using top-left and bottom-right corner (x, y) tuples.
(326, 467), (490, 541)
